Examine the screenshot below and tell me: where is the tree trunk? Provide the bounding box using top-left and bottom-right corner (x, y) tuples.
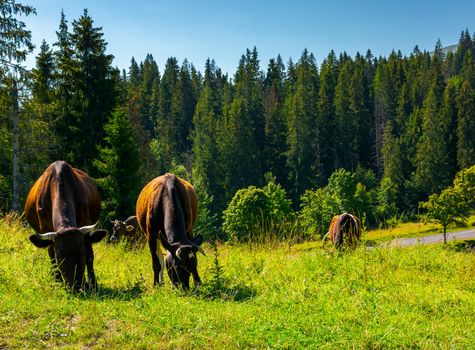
(12, 79), (20, 212)
(443, 225), (447, 244)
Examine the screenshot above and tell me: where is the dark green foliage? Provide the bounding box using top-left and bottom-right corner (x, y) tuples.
(456, 55), (475, 168)
(415, 70), (450, 195)
(0, 11), (474, 234)
(0, 0), (35, 210)
(285, 49), (318, 202)
(315, 51), (338, 182)
(191, 59), (223, 212)
(94, 107), (141, 220)
(52, 10), (118, 172)
(218, 97), (260, 203)
(263, 56), (288, 187)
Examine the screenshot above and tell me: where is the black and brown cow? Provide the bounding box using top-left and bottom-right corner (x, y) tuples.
(24, 161), (107, 290)
(323, 213), (362, 249)
(110, 215), (141, 245)
(136, 173), (204, 289)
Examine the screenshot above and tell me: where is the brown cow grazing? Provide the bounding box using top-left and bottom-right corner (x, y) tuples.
(323, 213), (362, 249)
(110, 215), (140, 244)
(136, 173), (205, 289)
(24, 161), (107, 290)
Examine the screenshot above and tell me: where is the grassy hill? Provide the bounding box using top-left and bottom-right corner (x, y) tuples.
(1, 217), (475, 349)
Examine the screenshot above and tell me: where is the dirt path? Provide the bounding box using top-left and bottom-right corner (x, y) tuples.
(386, 228), (475, 247)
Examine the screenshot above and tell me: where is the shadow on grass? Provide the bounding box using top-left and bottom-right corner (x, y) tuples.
(75, 279), (145, 301)
(450, 240), (475, 253)
(190, 281), (257, 302)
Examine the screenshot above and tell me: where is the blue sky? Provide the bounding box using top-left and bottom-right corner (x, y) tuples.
(24, 0), (474, 75)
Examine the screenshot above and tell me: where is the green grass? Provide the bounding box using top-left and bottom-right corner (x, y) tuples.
(1, 218), (475, 349)
(365, 213), (475, 242)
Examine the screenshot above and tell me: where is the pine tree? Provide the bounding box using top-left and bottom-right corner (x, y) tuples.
(440, 80), (459, 179)
(94, 107), (141, 219)
(156, 57), (180, 170)
(334, 59), (356, 169)
(217, 97), (259, 203)
(382, 121), (404, 190)
(415, 77), (449, 195)
(453, 29), (472, 75)
(456, 80), (475, 168)
(316, 51), (338, 181)
(69, 9), (118, 172)
(263, 55), (287, 186)
(52, 10), (76, 162)
(0, 0), (35, 210)
(21, 40), (56, 188)
(139, 54), (160, 138)
(284, 49), (318, 202)
(191, 59), (223, 212)
(351, 53), (374, 170)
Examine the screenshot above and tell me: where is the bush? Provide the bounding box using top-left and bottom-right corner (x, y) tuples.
(222, 179), (293, 242)
(298, 188), (334, 239)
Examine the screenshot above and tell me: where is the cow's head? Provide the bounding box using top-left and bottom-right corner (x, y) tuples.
(29, 223), (107, 290)
(110, 219), (134, 243)
(165, 235), (205, 289)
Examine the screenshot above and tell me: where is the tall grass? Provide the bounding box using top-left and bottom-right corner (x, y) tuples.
(1, 217), (475, 348)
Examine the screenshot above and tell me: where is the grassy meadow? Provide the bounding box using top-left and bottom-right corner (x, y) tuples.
(1, 217), (475, 349)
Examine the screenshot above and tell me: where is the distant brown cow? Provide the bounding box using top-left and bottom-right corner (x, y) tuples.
(136, 173), (204, 288)
(323, 213), (362, 249)
(110, 216), (142, 245)
(24, 161), (107, 290)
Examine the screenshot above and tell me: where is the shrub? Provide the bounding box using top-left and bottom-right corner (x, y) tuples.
(298, 188), (334, 239)
(222, 179), (293, 242)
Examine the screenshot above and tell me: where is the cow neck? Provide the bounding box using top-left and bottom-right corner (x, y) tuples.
(163, 177), (188, 245)
(51, 164), (78, 231)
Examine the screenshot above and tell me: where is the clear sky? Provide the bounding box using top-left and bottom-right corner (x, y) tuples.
(23, 0), (474, 75)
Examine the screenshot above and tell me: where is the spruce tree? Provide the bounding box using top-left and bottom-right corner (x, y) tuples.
(52, 10), (76, 162)
(94, 107), (141, 219)
(0, 0), (35, 210)
(456, 80), (475, 168)
(263, 55), (287, 186)
(415, 78), (449, 195)
(351, 53), (374, 170)
(316, 51), (338, 181)
(217, 97), (259, 203)
(191, 59), (223, 212)
(69, 9), (118, 172)
(334, 59), (356, 169)
(284, 49), (318, 202)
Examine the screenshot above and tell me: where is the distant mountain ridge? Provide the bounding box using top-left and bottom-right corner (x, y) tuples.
(430, 44), (458, 56)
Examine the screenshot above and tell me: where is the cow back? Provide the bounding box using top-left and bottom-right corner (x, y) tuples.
(24, 161), (101, 233)
(136, 174), (198, 242)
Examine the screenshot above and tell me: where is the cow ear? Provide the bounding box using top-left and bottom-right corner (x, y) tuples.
(29, 234), (53, 248)
(192, 234), (203, 246)
(126, 225), (134, 232)
(87, 229), (108, 243)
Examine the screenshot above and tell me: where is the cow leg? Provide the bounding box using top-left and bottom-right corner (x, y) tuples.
(149, 238), (163, 286)
(192, 268), (202, 287)
(48, 246), (62, 282)
(85, 243), (96, 290)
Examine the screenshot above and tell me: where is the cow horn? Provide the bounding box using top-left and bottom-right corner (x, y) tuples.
(176, 246), (186, 258)
(79, 222), (99, 235)
(37, 231), (58, 240)
(197, 246), (206, 256)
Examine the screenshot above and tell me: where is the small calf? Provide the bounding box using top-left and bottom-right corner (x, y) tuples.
(110, 216), (140, 245)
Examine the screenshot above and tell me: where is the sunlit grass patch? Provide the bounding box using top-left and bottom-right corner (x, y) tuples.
(1, 217), (475, 348)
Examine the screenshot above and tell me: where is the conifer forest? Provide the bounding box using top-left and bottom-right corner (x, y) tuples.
(1, 5), (474, 237)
